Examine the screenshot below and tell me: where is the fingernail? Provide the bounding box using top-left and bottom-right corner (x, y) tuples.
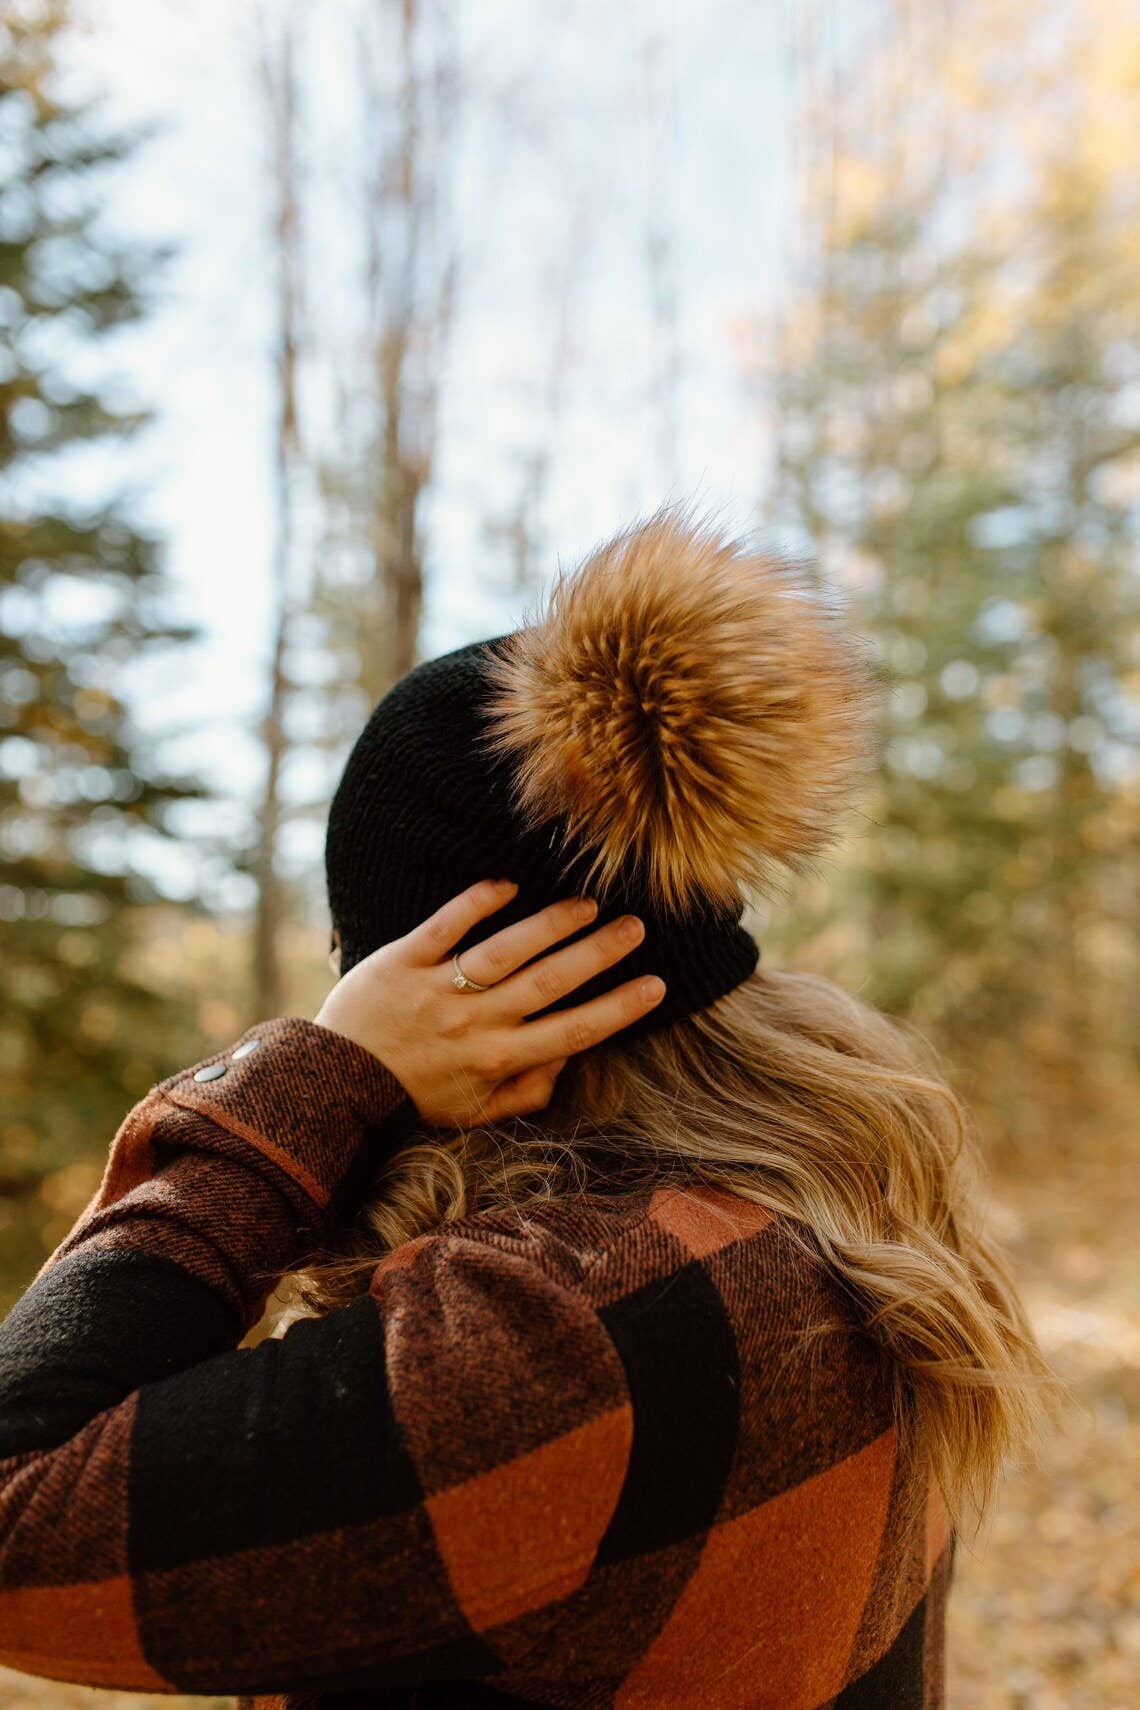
(574, 897), (598, 921)
(641, 977), (666, 1001)
(495, 878), (517, 891)
(620, 915), (644, 942)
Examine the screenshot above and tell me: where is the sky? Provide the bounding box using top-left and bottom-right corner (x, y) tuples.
(58, 0), (820, 913)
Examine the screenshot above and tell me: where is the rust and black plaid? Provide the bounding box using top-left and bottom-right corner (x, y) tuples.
(0, 1016), (954, 1707)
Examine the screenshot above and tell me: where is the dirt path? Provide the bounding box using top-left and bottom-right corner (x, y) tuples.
(946, 1154), (1140, 1709)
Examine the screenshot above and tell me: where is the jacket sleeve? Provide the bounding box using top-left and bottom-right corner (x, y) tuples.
(0, 1017), (634, 1697)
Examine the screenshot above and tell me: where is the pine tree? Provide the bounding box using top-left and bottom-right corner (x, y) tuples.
(766, 0), (1140, 1153)
(0, 1), (210, 1297)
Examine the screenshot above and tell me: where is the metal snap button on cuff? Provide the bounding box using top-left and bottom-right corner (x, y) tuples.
(193, 1062), (228, 1082)
(232, 1038), (262, 1059)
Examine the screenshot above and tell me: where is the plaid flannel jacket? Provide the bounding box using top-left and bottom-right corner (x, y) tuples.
(0, 1015), (954, 1708)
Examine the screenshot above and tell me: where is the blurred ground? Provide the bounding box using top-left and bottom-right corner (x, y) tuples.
(0, 1147), (1136, 1710)
(946, 1147), (1140, 1710)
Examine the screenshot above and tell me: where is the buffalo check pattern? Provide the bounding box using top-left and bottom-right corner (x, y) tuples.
(0, 1015), (954, 1707)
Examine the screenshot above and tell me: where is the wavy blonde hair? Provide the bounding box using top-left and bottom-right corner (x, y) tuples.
(274, 961), (1061, 1543)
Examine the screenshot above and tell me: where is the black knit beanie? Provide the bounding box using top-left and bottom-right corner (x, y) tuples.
(324, 508), (879, 1044)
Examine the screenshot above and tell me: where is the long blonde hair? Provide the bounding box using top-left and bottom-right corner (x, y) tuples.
(275, 960), (1061, 1544)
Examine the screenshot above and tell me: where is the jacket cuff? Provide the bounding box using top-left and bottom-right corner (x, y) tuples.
(34, 1018), (416, 1293)
(154, 1015), (412, 1213)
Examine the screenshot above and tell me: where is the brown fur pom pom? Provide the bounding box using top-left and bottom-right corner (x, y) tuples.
(478, 504), (883, 915)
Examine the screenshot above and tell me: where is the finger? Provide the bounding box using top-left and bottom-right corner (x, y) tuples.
(488, 912), (647, 1018)
(449, 894), (599, 991)
(483, 1058), (568, 1122)
(490, 1056), (569, 1104)
(500, 975), (667, 1072)
(400, 877), (518, 966)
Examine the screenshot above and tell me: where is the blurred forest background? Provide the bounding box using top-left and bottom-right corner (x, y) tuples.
(1, 0), (1138, 1706)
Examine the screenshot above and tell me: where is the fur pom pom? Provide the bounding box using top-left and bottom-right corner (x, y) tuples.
(478, 504), (883, 914)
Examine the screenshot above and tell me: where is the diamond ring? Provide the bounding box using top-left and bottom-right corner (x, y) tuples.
(452, 952), (491, 992)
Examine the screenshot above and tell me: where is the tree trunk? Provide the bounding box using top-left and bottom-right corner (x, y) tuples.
(252, 1), (303, 1019)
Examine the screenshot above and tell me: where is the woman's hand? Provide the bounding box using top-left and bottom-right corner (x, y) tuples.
(312, 878), (666, 1129)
